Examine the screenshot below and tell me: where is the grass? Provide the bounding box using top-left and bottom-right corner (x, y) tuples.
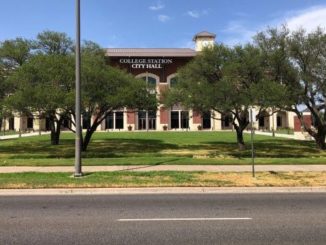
(0, 171), (325, 189)
(0, 131), (325, 166)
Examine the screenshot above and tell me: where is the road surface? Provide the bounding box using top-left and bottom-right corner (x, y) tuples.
(0, 193), (325, 244)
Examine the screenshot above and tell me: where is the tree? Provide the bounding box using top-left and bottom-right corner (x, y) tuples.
(6, 54), (75, 144)
(165, 44), (284, 150)
(256, 27), (326, 149)
(68, 42), (157, 151)
(35, 30), (74, 55)
(0, 38), (33, 132)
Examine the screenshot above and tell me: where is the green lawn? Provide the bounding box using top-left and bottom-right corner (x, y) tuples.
(0, 131), (325, 166)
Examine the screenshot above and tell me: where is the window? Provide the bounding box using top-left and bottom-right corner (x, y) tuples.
(45, 117), (51, 131)
(259, 117), (265, 127)
(115, 112), (124, 129)
(106, 112), (114, 129)
(171, 111), (179, 129)
(140, 75), (157, 94)
(82, 116), (91, 129)
(148, 77), (156, 88)
(277, 116), (282, 128)
(138, 110), (156, 130)
(27, 117), (34, 129)
(9, 117), (14, 131)
(202, 112), (211, 129)
(63, 118), (71, 129)
(170, 111), (189, 129)
(181, 111), (189, 129)
(105, 111), (124, 130)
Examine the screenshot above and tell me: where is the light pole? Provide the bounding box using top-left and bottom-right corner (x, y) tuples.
(250, 108), (255, 178)
(74, 0), (82, 177)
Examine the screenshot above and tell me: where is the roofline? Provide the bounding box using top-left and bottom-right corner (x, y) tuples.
(105, 48), (197, 57)
(192, 31), (216, 41)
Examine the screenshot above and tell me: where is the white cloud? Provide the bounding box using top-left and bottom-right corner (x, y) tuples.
(283, 6), (326, 32)
(187, 10), (209, 18)
(221, 5), (326, 46)
(187, 11), (200, 18)
(158, 14), (170, 23)
(221, 21), (256, 46)
(149, 2), (164, 11)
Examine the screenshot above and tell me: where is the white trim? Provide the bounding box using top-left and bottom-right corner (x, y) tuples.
(136, 72), (159, 94)
(167, 73), (178, 87)
(136, 72), (160, 83)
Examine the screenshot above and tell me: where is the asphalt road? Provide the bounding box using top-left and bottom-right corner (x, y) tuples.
(0, 193), (325, 245)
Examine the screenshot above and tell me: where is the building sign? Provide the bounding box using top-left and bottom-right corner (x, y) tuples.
(119, 58), (173, 69)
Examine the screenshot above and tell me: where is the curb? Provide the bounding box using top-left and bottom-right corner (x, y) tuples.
(1, 187), (326, 196)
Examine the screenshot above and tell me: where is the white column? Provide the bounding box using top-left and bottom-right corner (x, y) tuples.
(113, 112), (116, 130)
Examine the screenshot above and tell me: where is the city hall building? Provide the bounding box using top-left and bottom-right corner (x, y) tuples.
(1, 31), (307, 135)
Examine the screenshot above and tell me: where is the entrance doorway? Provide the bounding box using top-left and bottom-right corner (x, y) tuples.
(170, 111), (189, 129)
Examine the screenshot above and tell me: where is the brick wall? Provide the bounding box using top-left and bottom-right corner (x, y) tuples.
(160, 108), (169, 124)
(193, 111), (202, 124)
(127, 111), (135, 124)
(294, 115), (312, 132)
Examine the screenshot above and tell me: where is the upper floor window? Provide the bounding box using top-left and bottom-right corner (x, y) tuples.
(138, 74), (158, 94)
(167, 74), (178, 88)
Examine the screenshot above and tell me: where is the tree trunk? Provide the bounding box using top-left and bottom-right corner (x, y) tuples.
(54, 122), (61, 145)
(81, 119), (102, 152)
(50, 120), (57, 145)
(50, 117), (62, 145)
(233, 116), (248, 151)
(236, 128), (246, 150)
(314, 132), (326, 150)
(82, 130), (93, 152)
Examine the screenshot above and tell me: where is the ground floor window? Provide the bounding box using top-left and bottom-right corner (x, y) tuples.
(222, 114), (232, 128)
(45, 118), (50, 131)
(171, 111), (189, 129)
(27, 117), (34, 129)
(115, 112), (124, 129)
(9, 117), (14, 130)
(202, 111), (211, 129)
(277, 116), (282, 128)
(82, 116), (91, 129)
(105, 111), (124, 130)
(138, 110), (156, 130)
(63, 118), (71, 129)
(259, 117), (265, 127)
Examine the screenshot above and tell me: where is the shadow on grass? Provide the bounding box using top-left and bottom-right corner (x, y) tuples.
(201, 138), (322, 158)
(1, 138), (180, 159)
(1, 135), (323, 160)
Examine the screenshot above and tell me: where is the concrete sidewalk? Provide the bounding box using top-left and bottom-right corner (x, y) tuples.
(1, 164), (326, 173)
(1, 187), (326, 196)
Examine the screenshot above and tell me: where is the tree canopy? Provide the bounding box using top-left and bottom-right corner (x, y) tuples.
(4, 32), (157, 150)
(165, 44), (285, 149)
(256, 27), (326, 149)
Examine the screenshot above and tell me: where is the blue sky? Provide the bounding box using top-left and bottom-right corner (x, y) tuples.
(1, 0), (326, 48)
